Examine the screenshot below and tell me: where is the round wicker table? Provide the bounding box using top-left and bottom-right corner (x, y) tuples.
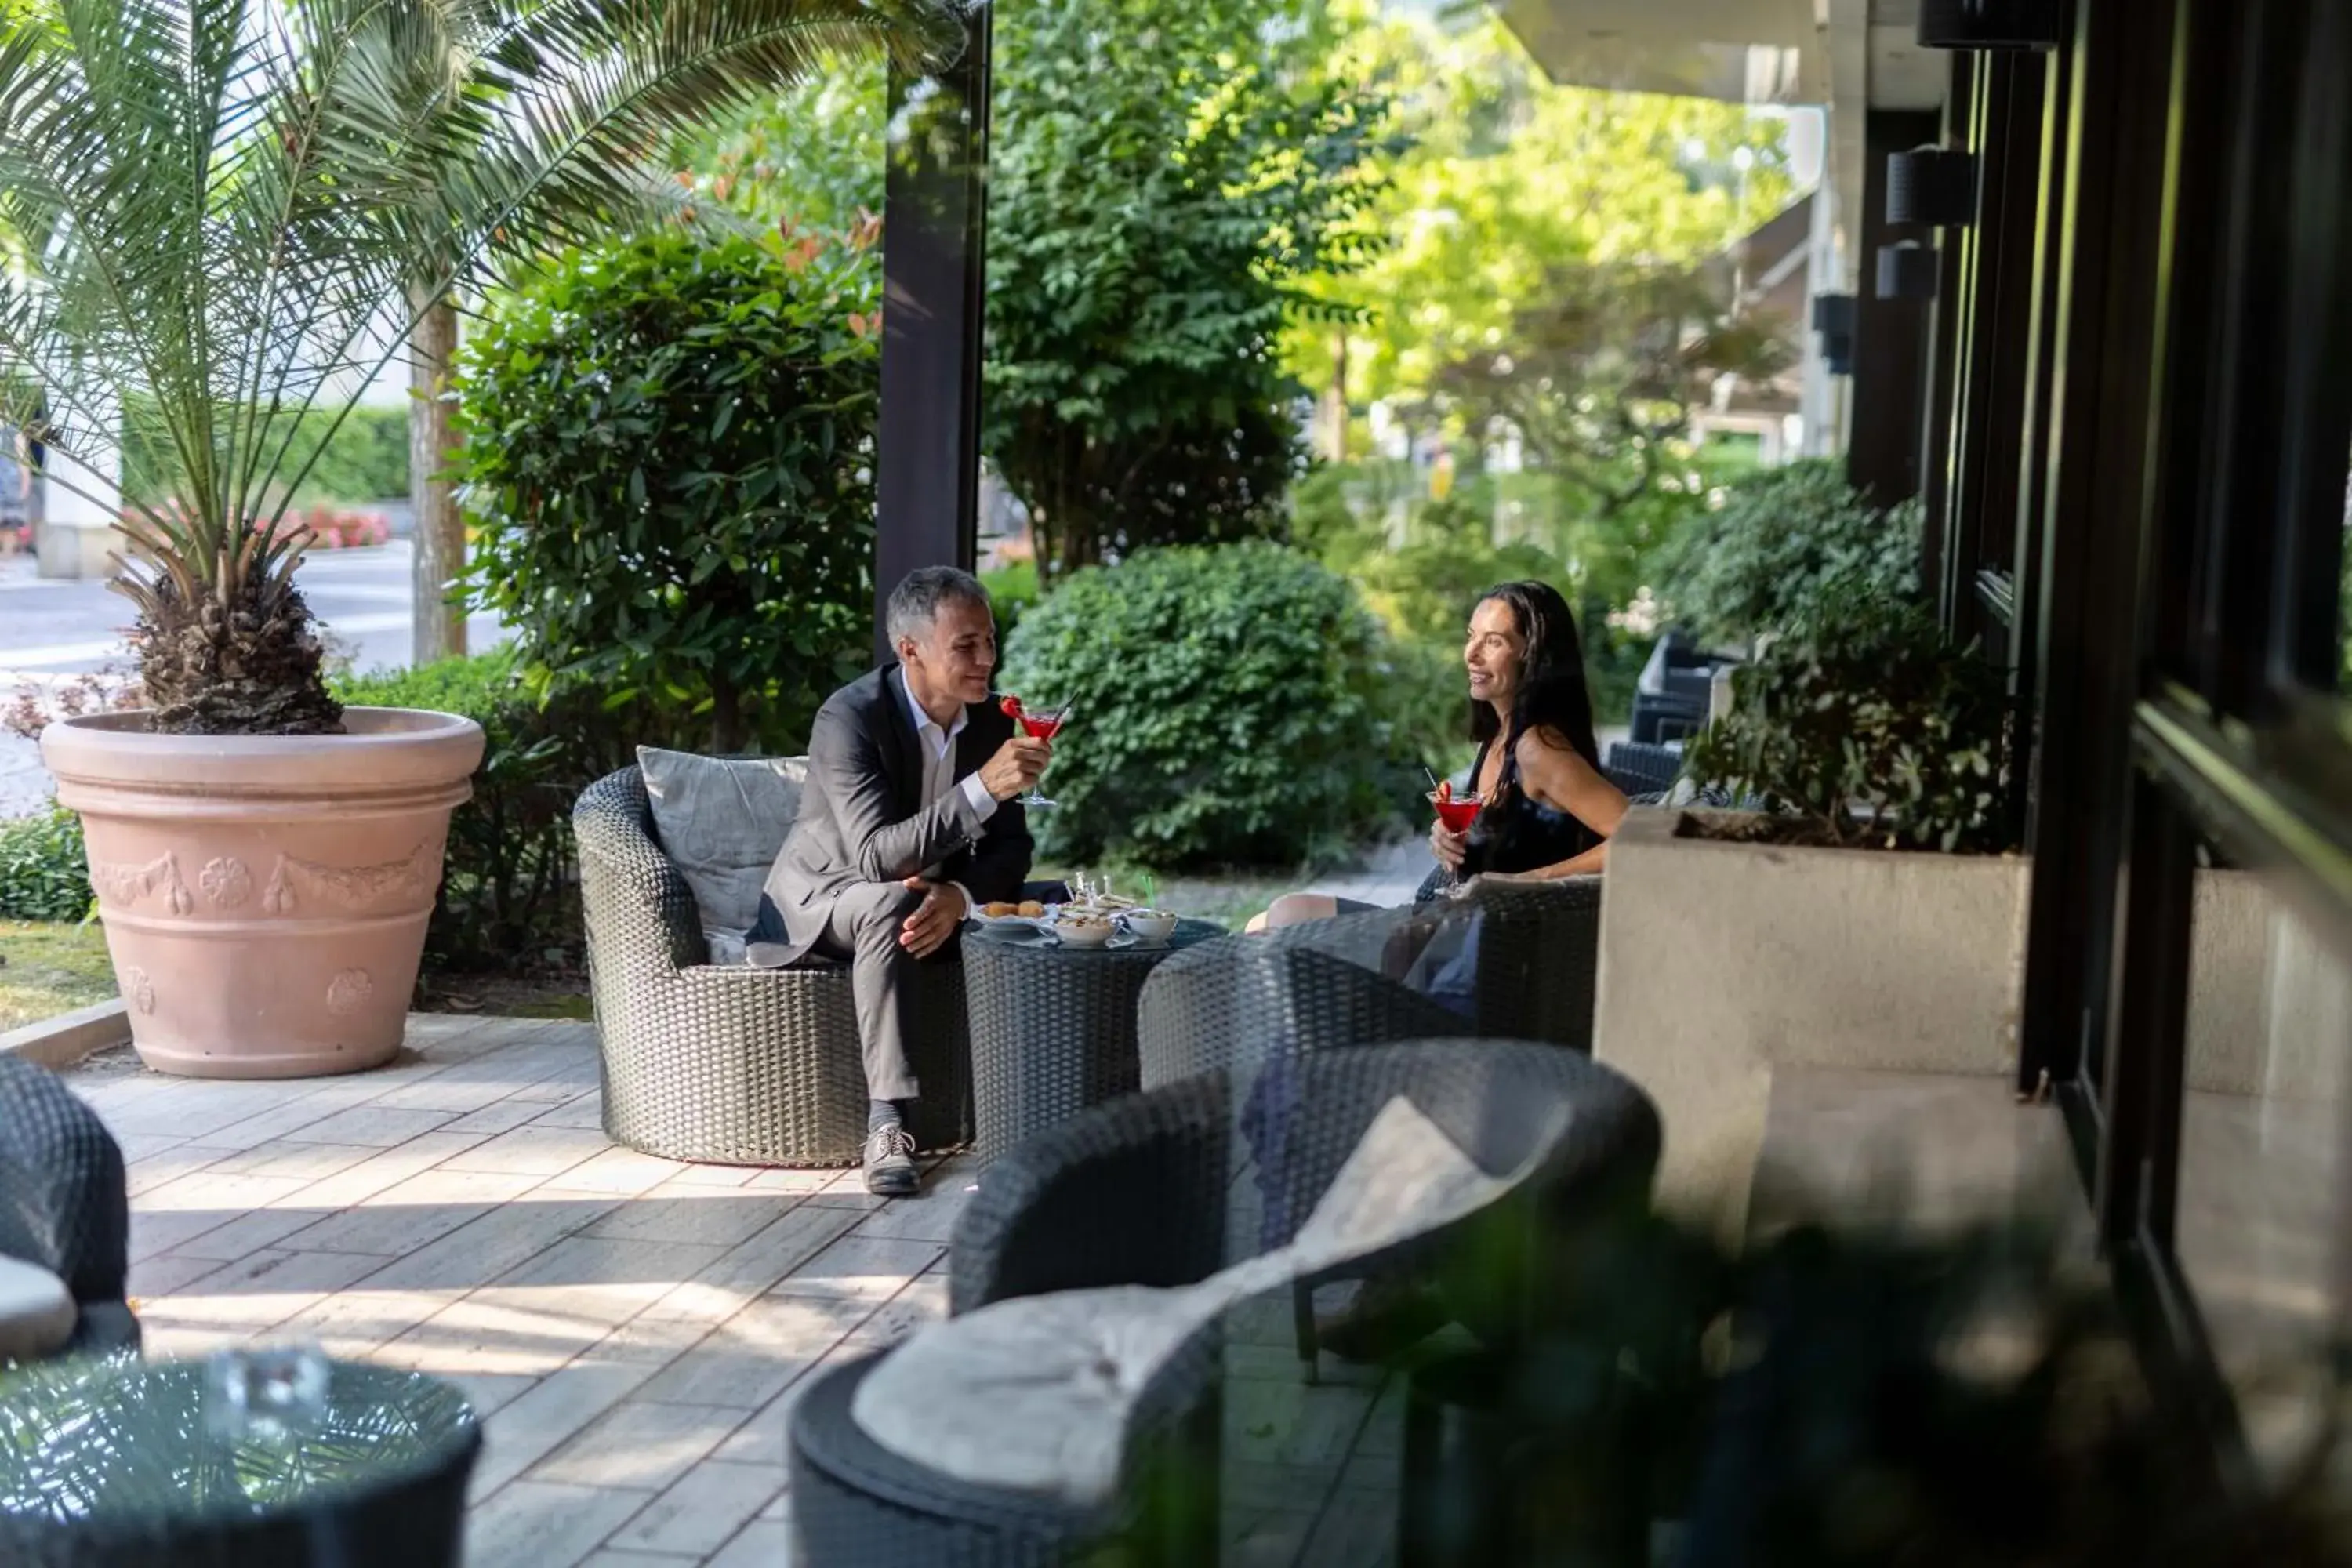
(0, 1352), (479, 1567)
(962, 916), (1226, 1163)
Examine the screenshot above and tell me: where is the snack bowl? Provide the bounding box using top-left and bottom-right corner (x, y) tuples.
(1054, 913), (1116, 949)
(1122, 909), (1179, 942)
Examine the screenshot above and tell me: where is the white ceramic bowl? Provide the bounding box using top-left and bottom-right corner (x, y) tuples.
(1123, 910), (1179, 942)
(1055, 917), (1116, 949)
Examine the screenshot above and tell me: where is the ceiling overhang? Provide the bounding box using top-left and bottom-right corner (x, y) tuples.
(1490, 0), (1823, 104)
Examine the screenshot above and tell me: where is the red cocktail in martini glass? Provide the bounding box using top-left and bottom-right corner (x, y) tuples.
(1000, 697), (1070, 808)
(1429, 783), (1481, 886)
(1428, 786), (1481, 835)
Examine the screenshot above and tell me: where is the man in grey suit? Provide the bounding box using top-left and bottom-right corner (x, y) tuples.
(746, 567), (1048, 1196)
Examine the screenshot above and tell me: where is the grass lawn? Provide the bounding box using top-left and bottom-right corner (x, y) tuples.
(0, 920), (596, 1031)
(0, 920), (116, 1033)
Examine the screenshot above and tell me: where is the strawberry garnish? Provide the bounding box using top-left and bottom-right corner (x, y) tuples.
(998, 695), (1023, 717)
(1436, 779), (1451, 801)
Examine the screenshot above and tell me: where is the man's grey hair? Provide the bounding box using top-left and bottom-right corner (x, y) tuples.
(885, 565), (992, 652)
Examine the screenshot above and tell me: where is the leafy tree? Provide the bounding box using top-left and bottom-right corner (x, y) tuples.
(675, 65), (885, 234)
(672, 2), (1396, 582)
(0, 0), (950, 736)
(456, 229), (880, 753)
(1436, 261), (1793, 521)
(1285, 13), (1795, 429)
(980, 0), (1399, 579)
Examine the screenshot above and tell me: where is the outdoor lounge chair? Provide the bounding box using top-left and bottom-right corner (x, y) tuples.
(1135, 875), (1604, 1088)
(786, 1039), (1661, 1566)
(572, 766), (971, 1165)
(1603, 739), (1685, 797)
(1133, 877), (1605, 1375)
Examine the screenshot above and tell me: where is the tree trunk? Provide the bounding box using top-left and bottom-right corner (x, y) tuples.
(710, 679), (746, 757)
(1319, 330), (1348, 462)
(408, 287), (466, 663)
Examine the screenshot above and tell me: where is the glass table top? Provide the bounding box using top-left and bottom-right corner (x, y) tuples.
(0, 1352), (477, 1532)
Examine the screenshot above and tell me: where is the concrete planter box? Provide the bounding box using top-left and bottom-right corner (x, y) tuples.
(1593, 807), (2030, 1240)
(1594, 807), (2346, 1243)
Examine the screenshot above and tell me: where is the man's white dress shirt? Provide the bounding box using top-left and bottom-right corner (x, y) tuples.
(902, 680), (999, 917)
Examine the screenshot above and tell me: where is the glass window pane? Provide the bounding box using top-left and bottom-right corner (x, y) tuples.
(2337, 445), (2350, 695)
(2177, 843), (2352, 1472)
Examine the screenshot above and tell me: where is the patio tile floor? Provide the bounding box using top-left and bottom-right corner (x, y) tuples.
(64, 1015), (1401, 1568)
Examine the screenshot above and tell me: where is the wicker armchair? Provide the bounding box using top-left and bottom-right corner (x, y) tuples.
(787, 1040), (1661, 1566)
(1136, 877), (1602, 1090)
(1602, 739), (1685, 798)
(0, 1056), (137, 1356)
(573, 768), (969, 1165)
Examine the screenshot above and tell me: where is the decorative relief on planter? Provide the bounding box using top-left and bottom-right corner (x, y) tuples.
(325, 969), (373, 1017)
(121, 966), (155, 1015)
(198, 856), (252, 909)
(260, 842), (439, 916)
(91, 851), (195, 915)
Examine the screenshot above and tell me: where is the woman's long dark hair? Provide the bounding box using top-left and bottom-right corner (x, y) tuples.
(1468, 580), (1602, 771)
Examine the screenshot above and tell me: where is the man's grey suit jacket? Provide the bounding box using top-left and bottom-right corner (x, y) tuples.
(747, 665), (1033, 967)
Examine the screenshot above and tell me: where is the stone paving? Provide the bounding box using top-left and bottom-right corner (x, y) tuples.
(63, 1016), (1402, 1568)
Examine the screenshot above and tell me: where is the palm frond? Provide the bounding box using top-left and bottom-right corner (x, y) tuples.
(0, 0), (953, 734)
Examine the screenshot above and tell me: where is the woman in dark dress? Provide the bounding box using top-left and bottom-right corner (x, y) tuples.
(1250, 579), (1629, 929)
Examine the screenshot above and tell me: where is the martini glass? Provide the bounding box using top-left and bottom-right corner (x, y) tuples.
(1428, 789), (1482, 887)
(1018, 702), (1069, 808)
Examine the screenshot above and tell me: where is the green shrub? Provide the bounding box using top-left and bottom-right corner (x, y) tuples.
(334, 650), (585, 970)
(1652, 459), (1920, 647)
(980, 560), (1040, 650)
(1685, 592), (2013, 853)
(1000, 543), (1413, 868)
(456, 227), (879, 754)
(122, 401), (407, 505)
(0, 806), (92, 922)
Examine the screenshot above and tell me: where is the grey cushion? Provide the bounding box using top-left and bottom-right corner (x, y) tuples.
(0, 1254), (76, 1361)
(849, 1095), (1545, 1504)
(635, 747), (808, 938)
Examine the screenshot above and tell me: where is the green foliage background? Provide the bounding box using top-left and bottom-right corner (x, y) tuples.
(456, 228), (879, 755)
(0, 807), (91, 922)
(120, 402), (408, 507)
(1000, 543), (1414, 867)
(332, 651), (581, 968)
(1652, 459), (1922, 648)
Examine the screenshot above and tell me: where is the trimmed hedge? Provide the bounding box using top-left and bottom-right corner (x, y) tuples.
(121, 403), (408, 506)
(1000, 542), (1415, 868)
(1652, 459), (1920, 647)
(456, 228), (879, 755)
(0, 807), (91, 922)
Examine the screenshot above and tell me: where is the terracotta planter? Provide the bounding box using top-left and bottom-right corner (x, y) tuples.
(40, 708), (485, 1080)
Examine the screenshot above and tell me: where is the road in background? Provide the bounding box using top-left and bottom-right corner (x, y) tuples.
(0, 540), (506, 815)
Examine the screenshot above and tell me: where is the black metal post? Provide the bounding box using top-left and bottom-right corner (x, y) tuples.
(1848, 109), (1943, 508)
(873, 5), (993, 663)
(2015, 0), (2180, 1099)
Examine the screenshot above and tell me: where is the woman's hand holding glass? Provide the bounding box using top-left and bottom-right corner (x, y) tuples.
(1430, 815), (1468, 872)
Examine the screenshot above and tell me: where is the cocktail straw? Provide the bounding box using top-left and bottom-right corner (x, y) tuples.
(1422, 764), (1443, 792)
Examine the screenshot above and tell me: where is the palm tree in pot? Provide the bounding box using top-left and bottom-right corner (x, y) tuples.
(6, 0), (950, 1077)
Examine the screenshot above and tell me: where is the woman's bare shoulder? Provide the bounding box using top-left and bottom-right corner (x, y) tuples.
(1514, 724), (1589, 770)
